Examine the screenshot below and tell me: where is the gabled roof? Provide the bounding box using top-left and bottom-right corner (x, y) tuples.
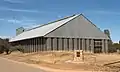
(10, 14), (79, 42)
(45, 14), (109, 39)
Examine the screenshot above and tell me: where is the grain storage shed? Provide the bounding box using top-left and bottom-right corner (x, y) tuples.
(10, 14), (110, 53)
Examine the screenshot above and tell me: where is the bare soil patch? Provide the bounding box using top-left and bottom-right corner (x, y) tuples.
(1, 52), (120, 72)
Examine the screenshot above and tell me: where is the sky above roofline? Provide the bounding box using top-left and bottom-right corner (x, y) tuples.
(0, 0), (120, 43)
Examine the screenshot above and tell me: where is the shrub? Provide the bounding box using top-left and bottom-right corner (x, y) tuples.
(108, 47), (117, 53)
(0, 46), (4, 54)
(9, 45), (24, 53)
(0, 38), (10, 54)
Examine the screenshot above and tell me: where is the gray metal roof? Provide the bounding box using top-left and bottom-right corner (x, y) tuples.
(10, 14), (79, 42)
(45, 14), (109, 39)
(10, 14), (109, 42)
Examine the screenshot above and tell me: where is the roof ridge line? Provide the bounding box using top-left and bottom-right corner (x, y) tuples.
(26, 14), (78, 31)
(44, 14), (80, 36)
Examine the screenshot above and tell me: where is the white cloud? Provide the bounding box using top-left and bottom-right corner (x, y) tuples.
(24, 24), (41, 30)
(7, 19), (37, 25)
(0, 7), (40, 13)
(0, 17), (37, 25)
(7, 19), (22, 23)
(4, 0), (24, 3)
(0, 36), (11, 39)
(113, 41), (119, 43)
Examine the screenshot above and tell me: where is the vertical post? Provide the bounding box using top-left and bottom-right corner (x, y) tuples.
(67, 38), (69, 51)
(51, 38), (53, 51)
(41, 38), (43, 51)
(47, 38), (51, 51)
(34, 38), (35, 52)
(76, 38), (79, 50)
(29, 39), (31, 53)
(102, 39), (105, 53)
(82, 39), (85, 51)
(53, 38), (57, 51)
(62, 38), (64, 51)
(31, 39), (32, 52)
(37, 38), (39, 52)
(57, 38), (59, 51)
(38, 38), (40, 52)
(42, 38), (44, 51)
(64, 38), (67, 51)
(72, 38), (74, 51)
(28, 40), (30, 53)
(91, 39), (94, 53)
(36, 38), (38, 52)
(58, 38), (62, 51)
(35, 38), (36, 52)
(44, 38), (47, 51)
(86, 39), (89, 52)
(74, 38), (77, 50)
(79, 38), (81, 50)
(105, 40), (108, 53)
(40, 37), (42, 51)
(69, 38), (73, 51)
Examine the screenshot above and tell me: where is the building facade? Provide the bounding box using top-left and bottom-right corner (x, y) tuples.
(10, 14), (110, 53)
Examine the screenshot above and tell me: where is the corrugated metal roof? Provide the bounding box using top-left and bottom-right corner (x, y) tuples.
(45, 14), (109, 39)
(10, 14), (79, 42)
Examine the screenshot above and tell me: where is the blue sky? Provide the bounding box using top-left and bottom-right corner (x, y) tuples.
(0, 0), (119, 42)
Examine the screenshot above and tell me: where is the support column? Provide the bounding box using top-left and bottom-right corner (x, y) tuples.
(105, 40), (108, 53)
(32, 39), (34, 52)
(62, 38), (64, 51)
(86, 39), (90, 52)
(44, 38), (47, 51)
(91, 39), (94, 53)
(38, 38), (40, 52)
(69, 38), (73, 51)
(58, 38), (62, 51)
(64, 38), (67, 51)
(41, 38), (43, 51)
(34, 39), (35, 52)
(74, 38), (77, 50)
(28, 40), (30, 53)
(77, 38), (79, 50)
(46, 38), (51, 51)
(29, 40), (31, 53)
(57, 38), (59, 51)
(42, 38), (45, 51)
(37, 38), (39, 52)
(79, 39), (81, 50)
(67, 38), (69, 51)
(82, 39), (85, 51)
(35, 38), (37, 52)
(31, 39), (33, 52)
(53, 38), (57, 51)
(40, 38), (42, 51)
(72, 38), (74, 50)
(102, 39), (105, 53)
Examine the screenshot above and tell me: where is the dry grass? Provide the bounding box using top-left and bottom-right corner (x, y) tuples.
(1, 51), (120, 72)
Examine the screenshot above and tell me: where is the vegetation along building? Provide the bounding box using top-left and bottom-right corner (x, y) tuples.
(9, 14), (110, 53)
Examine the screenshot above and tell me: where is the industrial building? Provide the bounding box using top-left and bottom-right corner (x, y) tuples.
(9, 14), (110, 53)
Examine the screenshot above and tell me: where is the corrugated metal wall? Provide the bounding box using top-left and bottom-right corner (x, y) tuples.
(12, 37), (109, 53)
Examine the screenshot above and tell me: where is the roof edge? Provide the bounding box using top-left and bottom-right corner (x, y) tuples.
(80, 14), (110, 39)
(26, 14), (78, 32)
(44, 14), (81, 36)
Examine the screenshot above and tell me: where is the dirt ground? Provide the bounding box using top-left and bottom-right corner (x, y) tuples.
(1, 51), (120, 72)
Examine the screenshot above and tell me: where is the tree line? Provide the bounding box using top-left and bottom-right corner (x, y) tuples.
(0, 38), (24, 55)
